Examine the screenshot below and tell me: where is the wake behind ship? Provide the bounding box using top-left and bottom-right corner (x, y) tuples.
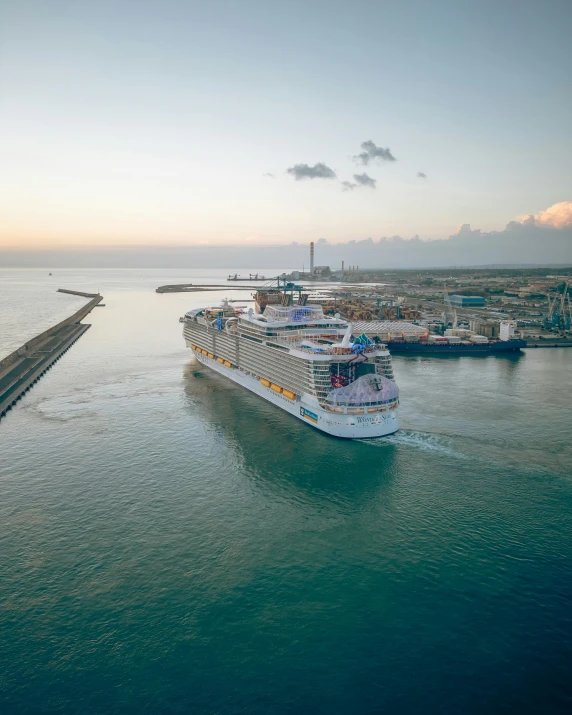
(182, 300), (399, 439)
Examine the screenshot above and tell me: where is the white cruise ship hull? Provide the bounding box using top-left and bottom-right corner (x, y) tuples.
(191, 348), (399, 439)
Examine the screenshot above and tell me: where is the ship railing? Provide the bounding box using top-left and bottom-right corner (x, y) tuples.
(320, 395), (398, 407)
(319, 397), (399, 414)
(292, 344), (379, 355)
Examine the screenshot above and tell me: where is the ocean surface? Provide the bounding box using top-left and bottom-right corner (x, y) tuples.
(1, 269), (571, 714)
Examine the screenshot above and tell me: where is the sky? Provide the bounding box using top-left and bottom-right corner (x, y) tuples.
(0, 0), (571, 252)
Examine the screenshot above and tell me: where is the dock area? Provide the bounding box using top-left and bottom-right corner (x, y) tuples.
(0, 291), (102, 419)
(525, 338), (572, 348)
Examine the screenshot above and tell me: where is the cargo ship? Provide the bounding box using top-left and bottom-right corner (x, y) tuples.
(181, 300), (399, 439)
(349, 319), (527, 355)
(386, 338), (527, 354)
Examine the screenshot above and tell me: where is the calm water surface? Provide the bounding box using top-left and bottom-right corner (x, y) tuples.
(1, 269), (571, 713)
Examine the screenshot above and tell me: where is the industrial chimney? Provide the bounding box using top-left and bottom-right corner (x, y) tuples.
(310, 241), (314, 274)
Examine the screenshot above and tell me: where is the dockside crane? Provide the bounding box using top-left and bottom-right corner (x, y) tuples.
(560, 283), (571, 331)
(544, 281), (571, 332)
(544, 293), (558, 330)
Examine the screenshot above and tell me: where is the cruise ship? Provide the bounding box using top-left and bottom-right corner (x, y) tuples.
(181, 299), (399, 439)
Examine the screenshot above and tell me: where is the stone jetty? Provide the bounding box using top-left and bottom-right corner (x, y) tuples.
(0, 291), (103, 419)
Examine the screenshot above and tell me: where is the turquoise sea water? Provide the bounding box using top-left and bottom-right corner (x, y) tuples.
(1, 269), (571, 713)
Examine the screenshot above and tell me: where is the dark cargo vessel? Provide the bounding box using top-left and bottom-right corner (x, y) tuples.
(387, 339), (527, 354)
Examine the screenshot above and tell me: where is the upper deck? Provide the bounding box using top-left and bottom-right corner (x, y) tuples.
(236, 304), (386, 358)
(185, 302), (389, 360)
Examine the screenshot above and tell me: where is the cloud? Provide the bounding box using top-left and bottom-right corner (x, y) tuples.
(286, 162), (337, 181)
(353, 172), (376, 189)
(4, 201), (570, 270)
(263, 172), (275, 178)
(354, 140), (396, 165)
(417, 172), (427, 179)
(519, 201), (572, 229)
(341, 173), (377, 191)
(454, 223), (482, 237)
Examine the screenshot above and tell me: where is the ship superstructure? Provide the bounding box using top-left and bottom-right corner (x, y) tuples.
(182, 301), (399, 438)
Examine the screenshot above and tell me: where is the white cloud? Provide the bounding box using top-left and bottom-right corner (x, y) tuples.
(519, 201), (572, 229)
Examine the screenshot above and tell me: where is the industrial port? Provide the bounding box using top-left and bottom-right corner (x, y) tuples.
(276, 242), (572, 348)
(310, 267), (572, 348)
(154, 241), (572, 353)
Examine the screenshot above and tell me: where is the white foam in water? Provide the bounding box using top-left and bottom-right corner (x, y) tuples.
(31, 371), (177, 421)
(361, 430), (463, 457)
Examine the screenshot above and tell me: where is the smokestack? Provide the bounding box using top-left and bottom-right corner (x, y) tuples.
(341, 260), (345, 278)
(310, 241), (314, 274)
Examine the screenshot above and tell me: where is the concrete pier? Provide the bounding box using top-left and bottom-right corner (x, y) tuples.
(57, 288), (100, 298)
(0, 292), (102, 419)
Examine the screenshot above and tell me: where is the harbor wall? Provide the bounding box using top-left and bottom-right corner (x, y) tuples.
(0, 293), (101, 373)
(0, 291), (102, 420)
(0, 325), (90, 418)
(57, 288), (101, 298)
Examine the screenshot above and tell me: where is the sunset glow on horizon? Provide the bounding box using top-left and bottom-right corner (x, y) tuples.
(1, 0), (571, 250)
